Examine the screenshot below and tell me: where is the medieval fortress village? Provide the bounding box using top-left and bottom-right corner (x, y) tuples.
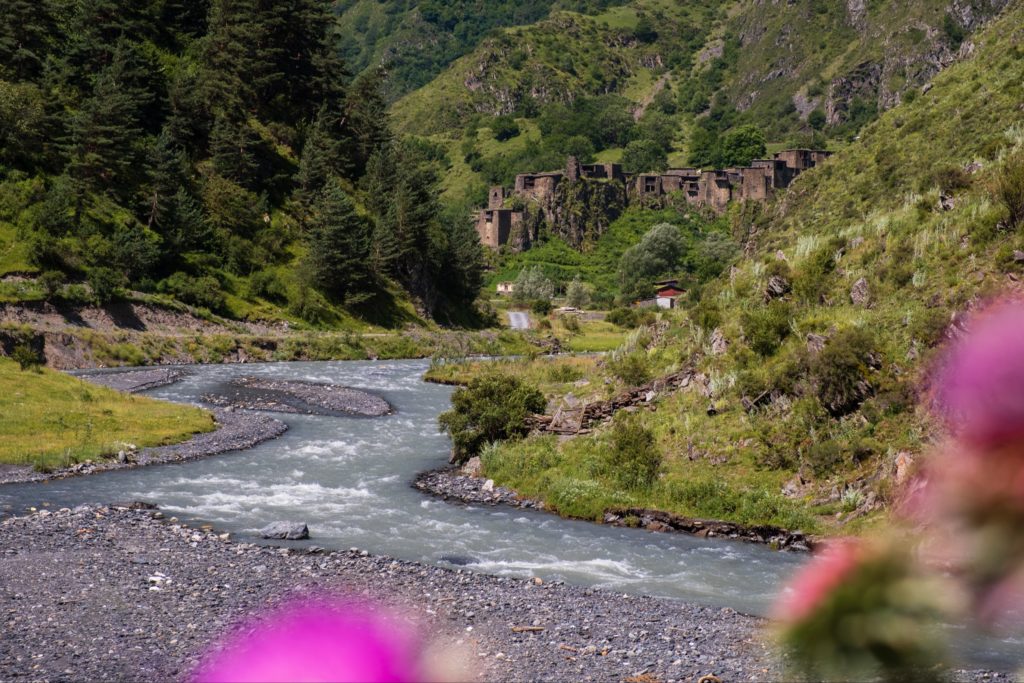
(476, 149), (831, 250)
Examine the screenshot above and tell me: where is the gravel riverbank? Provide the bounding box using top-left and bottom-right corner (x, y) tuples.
(74, 367), (188, 394)
(0, 409), (287, 486)
(0, 505), (780, 682)
(202, 376), (393, 417)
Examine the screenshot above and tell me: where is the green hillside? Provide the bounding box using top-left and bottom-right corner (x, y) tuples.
(0, 0), (485, 331)
(335, 0), (629, 102)
(437, 0), (1024, 533)
(389, 0), (1007, 209)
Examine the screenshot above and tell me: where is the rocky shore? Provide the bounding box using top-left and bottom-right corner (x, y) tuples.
(414, 467), (814, 552)
(0, 506), (1010, 682)
(0, 409), (287, 486)
(202, 376), (393, 417)
(74, 367), (188, 394)
(0, 505), (780, 682)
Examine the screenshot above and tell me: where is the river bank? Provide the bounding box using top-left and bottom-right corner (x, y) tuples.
(415, 467), (816, 552)
(0, 408), (287, 486)
(0, 504), (779, 682)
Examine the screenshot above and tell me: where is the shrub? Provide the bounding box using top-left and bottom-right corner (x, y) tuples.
(565, 275), (590, 309)
(161, 273), (226, 312)
(608, 352), (651, 386)
(530, 299), (553, 316)
(607, 307), (638, 328)
(87, 267), (125, 304)
(438, 373), (546, 465)
(11, 342), (42, 371)
(811, 327), (877, 416)
(793, 239), (844, 304)
(997, 151), (1024, 229)
(547, 364), (584, 383)
(248, 270), (288, 304)
(604, 414), (661, 491)
(742, 301), (793, 357)
(806, 440), (843, 477)
(39, 271), (66, 301)
(560, 314), (581, 334)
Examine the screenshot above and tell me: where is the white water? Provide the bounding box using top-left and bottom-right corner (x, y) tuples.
(0, 360), (804, 616)
(2, 360), (1021, 667)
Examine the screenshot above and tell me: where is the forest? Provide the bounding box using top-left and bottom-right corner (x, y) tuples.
(0, 0), (485, 325)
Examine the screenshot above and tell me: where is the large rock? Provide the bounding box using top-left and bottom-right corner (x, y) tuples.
(850, 277), (871, 307)
(764, 276), (791, 301)
(710, 328), (728, 356)
(259, 522), (309, 540)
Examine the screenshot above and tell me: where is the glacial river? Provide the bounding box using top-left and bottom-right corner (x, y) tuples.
(0, 360), (1020, 667)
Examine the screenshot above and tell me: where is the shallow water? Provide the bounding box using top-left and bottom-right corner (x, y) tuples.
(0, 360), (1020, 668)
(0, 360), (803, 614)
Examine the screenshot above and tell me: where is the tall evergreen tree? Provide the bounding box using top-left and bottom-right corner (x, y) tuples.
(344, 69), (392, 177)
(64, 51), (149, 203)
(0, 0), (57, 81)
(295, 107), (350, 203)
(304, 178), (375, 304)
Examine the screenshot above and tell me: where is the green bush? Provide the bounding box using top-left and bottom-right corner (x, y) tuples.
(11, 342), (42, 371)
(438, 373), (546, 464)
(606, 307), (637, 328)
(806, 440), (843, 477)
(547, 364), (584, 383)
(997, 150), (1024, 229)
(530, 299), (553, 316)
(793, 239), (844, 304)
(608, 351), (651, 386)
(560, 314), (581, 334)
(604, 414), (661, 491)
(87, 267), (125, 305)
(158, 272), (227, 313)
(741, 301), (793, 357)
(811, 327), (877, 416)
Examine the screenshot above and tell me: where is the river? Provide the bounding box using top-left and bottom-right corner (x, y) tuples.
(0, 359), (806, 617)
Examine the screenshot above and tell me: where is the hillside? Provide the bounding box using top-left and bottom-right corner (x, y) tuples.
(334, 0), (629, 102)
(433, 0), (1024, 534)
(391, 0), (1008, 210)
(0, 0), (486, 334)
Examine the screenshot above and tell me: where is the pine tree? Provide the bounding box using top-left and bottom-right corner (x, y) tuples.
(64, 51), (148, 202)
(0, 0), (57, 81)
(209, 115), (261, 188)
(344, 69), (392, 177)
(295, 107), (350, 203)
(304, 178), (375, 304)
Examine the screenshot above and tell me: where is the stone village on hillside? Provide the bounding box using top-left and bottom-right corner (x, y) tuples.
(476, 149), (831, 250)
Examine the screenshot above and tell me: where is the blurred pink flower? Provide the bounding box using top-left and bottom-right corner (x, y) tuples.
(774, 540), (862, 624)
(194, 599), (425, 683)
(936, 300), (1024, 449)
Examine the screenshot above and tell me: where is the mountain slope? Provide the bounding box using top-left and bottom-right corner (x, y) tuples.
(335, 0), (630, 102)
(439, 0), (1024, 534)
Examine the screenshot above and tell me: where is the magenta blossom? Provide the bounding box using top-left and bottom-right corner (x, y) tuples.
(936, 300), (1024, 448)
(773, 540), (863, 624)
(194, 599), (425, 683)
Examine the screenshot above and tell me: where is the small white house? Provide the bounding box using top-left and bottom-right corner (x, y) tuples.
(497, 282), (516, 295)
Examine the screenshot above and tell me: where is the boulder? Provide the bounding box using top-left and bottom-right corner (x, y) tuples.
(764, 275), (791, 300)
(850, 277), (871, 307)
(710, 329), (728, 356)
(461, 456), (482, 477)
(259, 522), (309, 540)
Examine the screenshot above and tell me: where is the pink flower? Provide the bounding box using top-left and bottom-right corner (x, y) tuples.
(774, 540), (863, 624)
(194, 599), (425, 683)
(935, 300), (1024, 449)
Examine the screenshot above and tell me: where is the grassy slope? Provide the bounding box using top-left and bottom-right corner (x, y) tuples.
(0, 358), (214, 470)
(391, 0), (725, 136)
(713, 0), (998, 140)
(443, 1), (1024, 536)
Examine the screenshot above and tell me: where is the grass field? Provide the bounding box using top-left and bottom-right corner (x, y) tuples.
(0, 358), (215, 471)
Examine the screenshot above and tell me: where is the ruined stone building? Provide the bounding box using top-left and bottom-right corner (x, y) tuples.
(475, 150), (830, 249)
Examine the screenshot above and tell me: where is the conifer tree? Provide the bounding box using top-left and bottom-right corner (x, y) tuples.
(304, 178), (375, 304)
(345, 69), (392, 177)
(0, 0), (57, 81)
